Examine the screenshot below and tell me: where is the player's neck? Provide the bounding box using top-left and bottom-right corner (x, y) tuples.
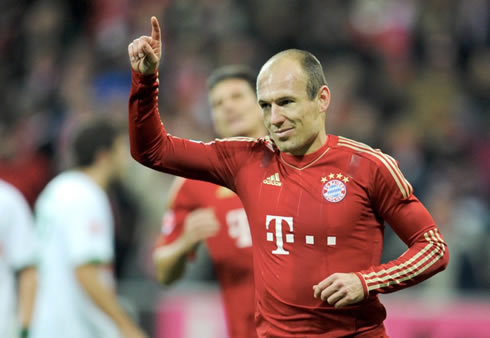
(286, 132), (327, 156)
(79, 165), (111, 190)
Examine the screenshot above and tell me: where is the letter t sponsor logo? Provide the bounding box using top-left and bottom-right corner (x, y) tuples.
(266, 215), (294, 255)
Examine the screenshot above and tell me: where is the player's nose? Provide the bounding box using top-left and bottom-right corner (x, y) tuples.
(270, 103), (286, 126)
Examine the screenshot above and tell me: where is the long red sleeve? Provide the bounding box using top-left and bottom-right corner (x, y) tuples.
(357, 212), (449, 296)
(356, 153), (449, 296)
(128, 70), (251, 190)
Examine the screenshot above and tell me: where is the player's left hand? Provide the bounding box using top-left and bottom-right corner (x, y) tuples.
(313, 272), (365, 308)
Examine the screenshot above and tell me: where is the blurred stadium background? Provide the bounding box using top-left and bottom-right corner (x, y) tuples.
(1, 0), (489, 337)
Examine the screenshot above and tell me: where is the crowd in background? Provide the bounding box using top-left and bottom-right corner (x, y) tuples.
(1, 0), (489, 333)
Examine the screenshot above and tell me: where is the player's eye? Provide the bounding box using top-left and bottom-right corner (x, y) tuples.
(259, 102), (271, 110)
(278, 99), (293, 106)
(212, 100), (222, 109)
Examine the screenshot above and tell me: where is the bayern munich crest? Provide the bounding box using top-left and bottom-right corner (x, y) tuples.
(321, 174), (349, 203)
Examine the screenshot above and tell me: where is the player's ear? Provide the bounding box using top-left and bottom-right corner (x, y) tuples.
(317, 85), (330, 113)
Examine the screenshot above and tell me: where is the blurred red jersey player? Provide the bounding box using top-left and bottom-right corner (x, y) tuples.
(153, 65), (266, 338)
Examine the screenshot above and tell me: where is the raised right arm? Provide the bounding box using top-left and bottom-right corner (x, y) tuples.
(128, 17), (249, 189)
(129, 70), (227, 182)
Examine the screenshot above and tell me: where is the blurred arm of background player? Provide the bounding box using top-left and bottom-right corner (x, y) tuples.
(17, 267), (36, 336)
(153, 205), (219, 285)
(0, 179), (38, 338)
(76, 263), (147, 338)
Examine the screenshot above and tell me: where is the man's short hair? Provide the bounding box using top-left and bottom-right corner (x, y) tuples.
(266, 49), (327, 99)
(206, 65), (257, 93)
(297, 50), (328, 99)
(71, 119), (119, 167)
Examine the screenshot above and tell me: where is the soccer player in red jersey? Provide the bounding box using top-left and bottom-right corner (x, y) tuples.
(128, 17), (449, 337)
(153, 65), (266, 338)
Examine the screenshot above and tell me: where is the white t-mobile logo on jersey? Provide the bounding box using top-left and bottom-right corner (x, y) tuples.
(266, 215), (294, 255)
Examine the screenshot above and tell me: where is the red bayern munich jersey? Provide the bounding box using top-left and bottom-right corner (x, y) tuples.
(156, 178), (257, 338)
(130, 71), (449, 337)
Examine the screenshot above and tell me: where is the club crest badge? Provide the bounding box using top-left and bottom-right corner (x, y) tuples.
(321, 173), (349, 203)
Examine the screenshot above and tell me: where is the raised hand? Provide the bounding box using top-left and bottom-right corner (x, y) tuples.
(313, 272), (365, 308)
(128, 16), (162, 74)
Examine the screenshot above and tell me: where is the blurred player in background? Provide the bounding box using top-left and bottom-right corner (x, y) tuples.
(153, 65), (266, 338)
(0, 179), (37, 338)
(31, 119), (147, 338)
(128, 17), (449, 337)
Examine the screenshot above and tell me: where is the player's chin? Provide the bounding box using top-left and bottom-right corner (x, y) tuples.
(275, 139), (295, 153)
(224, 126), (247, 138)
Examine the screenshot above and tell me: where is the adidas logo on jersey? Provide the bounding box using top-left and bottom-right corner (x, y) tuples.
(263, 173), (282, 186)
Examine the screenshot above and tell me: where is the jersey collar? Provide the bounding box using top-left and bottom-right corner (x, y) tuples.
(279, 135), (336, 170)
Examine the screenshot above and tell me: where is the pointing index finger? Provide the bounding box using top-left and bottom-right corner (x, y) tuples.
(151, 16), (161, 42)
